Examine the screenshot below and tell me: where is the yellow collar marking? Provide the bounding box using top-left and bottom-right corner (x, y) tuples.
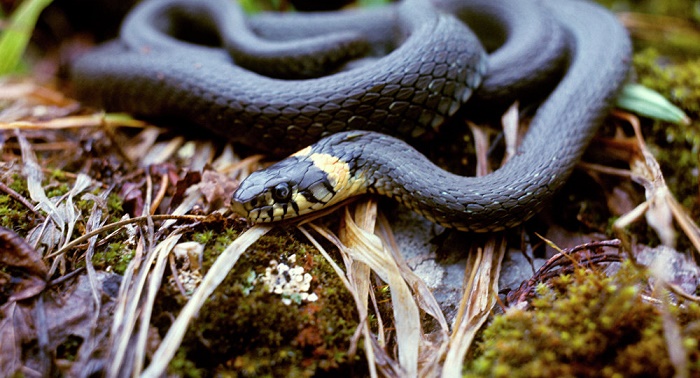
(308, 152), (366, 206)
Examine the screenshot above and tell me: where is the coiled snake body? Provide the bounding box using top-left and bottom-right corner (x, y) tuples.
(71, 0), (632, 231)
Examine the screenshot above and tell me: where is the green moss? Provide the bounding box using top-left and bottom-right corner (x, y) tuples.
(465, 261), (700, 377)
(202, 227), (242, 267)
(635, 48), (700, 118)
(106, 192), (124, 214)
(49, 169), (68, 182)
(192, 229), (215, 245)
(90, 242), (135, 274)
(631, 48), (700, 227)
(169, 349), (205, 378)
(45, 182), (70, 198)
(597, 0), (699, 22)
(0, 194), (28, 230)
(0, 174), (36, 234)
(7, 173), (28, 196)
(156, 225), (364, 377)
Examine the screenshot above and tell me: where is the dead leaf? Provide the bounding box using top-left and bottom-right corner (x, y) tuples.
(169, 171), (201, 212)
(198, 170), (239, 210)
(120, 181), (145, 217)
(0, 226), (48, 302)
(0, 272), (120, 377)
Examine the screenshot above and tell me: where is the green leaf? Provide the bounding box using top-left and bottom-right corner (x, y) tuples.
(0, 0), (54, 76)
(616, 83), (691, 125)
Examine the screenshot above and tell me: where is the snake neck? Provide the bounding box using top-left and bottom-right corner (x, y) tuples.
(306, 131), (498, 230)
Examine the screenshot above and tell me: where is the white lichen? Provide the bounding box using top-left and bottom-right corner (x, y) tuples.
(260, 254), (318, 305)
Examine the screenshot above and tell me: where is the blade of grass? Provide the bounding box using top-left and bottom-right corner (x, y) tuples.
(616, 83), (690, 125)
(141, 225), (272, 377)
(0, 0), (53, 75)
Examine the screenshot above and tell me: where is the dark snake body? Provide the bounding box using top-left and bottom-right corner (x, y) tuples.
(71, 0), (632, 231)
(73, 0), (487, 154)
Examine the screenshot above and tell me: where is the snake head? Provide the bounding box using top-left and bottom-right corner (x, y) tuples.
(231, 147), (363, 222)
(232, 132), (374, 223)
(231, 157), (313, 222)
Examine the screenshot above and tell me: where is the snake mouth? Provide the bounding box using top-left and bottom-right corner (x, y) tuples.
(229, 197), (251, 219)
(230, 185), (327, 223)
(230, 178), (339, 223)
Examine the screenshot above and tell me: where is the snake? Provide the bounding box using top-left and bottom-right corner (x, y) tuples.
(70, 0), (632, 232)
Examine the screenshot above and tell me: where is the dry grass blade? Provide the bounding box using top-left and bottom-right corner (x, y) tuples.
(297, 226), (355, 304)
(442, 237), (506, 378)
(59, 174), (93, 248)
(17, 129), (61, 229)
(77, 192), (111, 375)
(122, 127), (163, 163)
(374, 213), (449, 377)
(141, 136), (185, 166)
(648, 258), (691, 378)
(107, 236), (149, 376)
(0, 114), (148, 130)
(44, 214), (206, 259)
(302, 223), (383, 378)
(442, 105), (514, 377)
(376, 213), (448, 333)
(106, 226), (170, 377)
(134, 232), (181, 375)
(303, 199), (434, 377)
(299, 224), (380, 378)
(667, 195), (700, 258)
(610, 112), (700, 257)
(339, 202), (421, 378)
(17, 130), (102, 269)
(217, 151), (264, 177)
(162, 189), (207, 230)
(14, 126), (130, 252)
(141, 224), (272, 377)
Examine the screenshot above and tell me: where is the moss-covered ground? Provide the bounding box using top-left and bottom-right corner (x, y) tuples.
(466, 261), (700, 377)
(156, 225), (363, 377)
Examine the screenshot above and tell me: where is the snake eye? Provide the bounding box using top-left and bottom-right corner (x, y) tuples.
(271, 183), (292, 203)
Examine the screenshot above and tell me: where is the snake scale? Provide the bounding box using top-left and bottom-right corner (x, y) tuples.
(71, 0), (632, 231)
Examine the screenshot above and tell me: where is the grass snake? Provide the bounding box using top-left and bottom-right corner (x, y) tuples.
(71, 0), (632, 231)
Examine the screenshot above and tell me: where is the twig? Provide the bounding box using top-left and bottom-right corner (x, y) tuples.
(0, 180), (44, 219)
(150, 173), (169, 215)
(45, 214), (207, 259)
(506, 239), (623, 306)
(46, 266), (86, 287)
